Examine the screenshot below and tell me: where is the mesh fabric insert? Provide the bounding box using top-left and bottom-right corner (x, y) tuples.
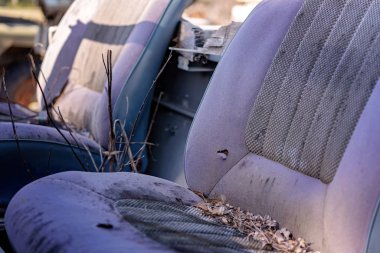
(245, 0), (380, 183)
(115, 199), (271, 253)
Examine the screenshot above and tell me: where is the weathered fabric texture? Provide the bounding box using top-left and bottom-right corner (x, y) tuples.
(5, 172), (201, 253)
(116, 199), (267, 253)
(245, 0), (380, 183)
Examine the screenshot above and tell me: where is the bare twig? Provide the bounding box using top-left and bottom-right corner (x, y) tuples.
(128, 141), (158, 147)
(102, 50), (116, 171)
(56, 107), (93, 171)
(56, 107), (81, 147)
(1, 67), (32, 175)
(136, 91), (163, 164)
(81, 141), (100, 172)
(112, 52), (172, 173)
(27, 54), (87, 171)
(114, 119), (138, 173)
(128, 51), (173, 143)
(98, 144), (104, 169)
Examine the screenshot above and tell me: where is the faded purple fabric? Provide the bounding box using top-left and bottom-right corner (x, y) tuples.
(0, 122), (100, 150)
(185, 0), (304, 194)
(5, 172), (201, 253)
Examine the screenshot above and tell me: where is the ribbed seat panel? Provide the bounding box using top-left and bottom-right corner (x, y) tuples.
(246, 0), (380, 183)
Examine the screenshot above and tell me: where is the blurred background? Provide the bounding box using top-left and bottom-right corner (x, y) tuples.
(185, 0), (262, 24)
(0, 0), (37, 6)
(0, 0), (263, 23)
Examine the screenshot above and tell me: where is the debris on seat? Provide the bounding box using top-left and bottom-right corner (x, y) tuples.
(193, 192), (321, 253)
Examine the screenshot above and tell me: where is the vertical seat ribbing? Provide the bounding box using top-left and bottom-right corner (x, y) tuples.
(245, 0), (380, 183)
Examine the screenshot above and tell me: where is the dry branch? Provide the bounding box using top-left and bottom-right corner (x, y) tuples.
(102, 50), (117, 171)
(128, 51), (173, 143)
(27, 54), (87, 171)
(136, 91), (163, 164)
(113, 119), (138, 172)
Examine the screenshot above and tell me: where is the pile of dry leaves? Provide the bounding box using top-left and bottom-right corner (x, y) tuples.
(193, 192), (320, 253)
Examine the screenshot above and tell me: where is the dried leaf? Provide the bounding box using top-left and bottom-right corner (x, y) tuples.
(193, 194), (321, 253)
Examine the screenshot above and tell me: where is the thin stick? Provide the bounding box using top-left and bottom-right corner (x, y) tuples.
(27, 54), (87, 171)
(102, 50), (116, 171)
(81, 141), (100, 172)
(127, 141), (158, 146)
(136, 91), (163, 164)
(128, 51), (173, 143)
(1, 68), (31, 175)
(56, 107), (91, 171)
(114, 119), (137, 173)
(56, 107), (81, 148)
(98, 144), (104, 169)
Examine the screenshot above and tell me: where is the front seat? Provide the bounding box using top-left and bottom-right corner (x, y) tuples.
(0, 0), (189, 208)
(5, 0), (380, 252)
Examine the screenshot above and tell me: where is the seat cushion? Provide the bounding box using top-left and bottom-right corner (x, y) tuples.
(0, 122), (99, 151)
(5, 171), (201, 253)
(0, 122), (101, 207)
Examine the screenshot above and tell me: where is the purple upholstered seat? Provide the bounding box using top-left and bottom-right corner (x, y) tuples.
(5, 0), (380, 252)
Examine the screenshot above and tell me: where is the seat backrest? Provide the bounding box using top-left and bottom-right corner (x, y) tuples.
(37, 0), (188, 152)
(185, 0), (380, 252)
(37, 0), (100, 108)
